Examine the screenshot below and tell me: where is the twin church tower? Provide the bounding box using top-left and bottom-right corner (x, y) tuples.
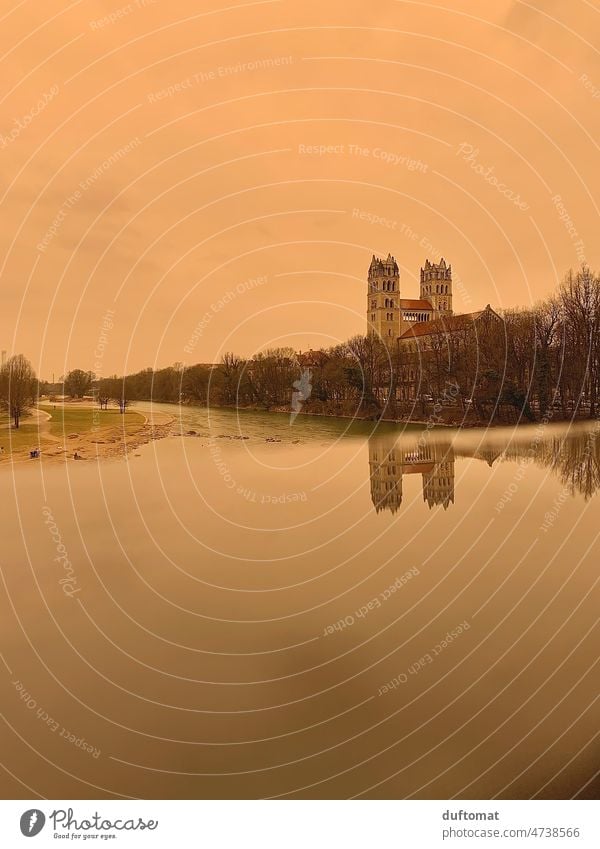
(367, 254), (453, 340)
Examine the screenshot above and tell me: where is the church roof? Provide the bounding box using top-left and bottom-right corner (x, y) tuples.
(402, 462), (435, 474)
(398, 305), (500, 340)
(400, 298), (433, 311)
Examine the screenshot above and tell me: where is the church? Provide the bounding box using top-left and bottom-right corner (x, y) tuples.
(367, 254), (453, 340)
(367, 253), (501, 401)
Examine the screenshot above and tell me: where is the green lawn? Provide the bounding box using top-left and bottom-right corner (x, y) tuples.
(0, 421), (46, 454)
(38, 404), (144, 437)
(0, 405), (146, 457)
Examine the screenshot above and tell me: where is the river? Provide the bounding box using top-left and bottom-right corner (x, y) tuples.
(0, 405), (598, 799)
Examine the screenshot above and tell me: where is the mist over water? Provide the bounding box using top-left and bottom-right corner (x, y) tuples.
(0, 405), (598, 799)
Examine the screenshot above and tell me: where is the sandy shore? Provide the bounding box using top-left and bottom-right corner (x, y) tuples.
(0, 406), (176, 466)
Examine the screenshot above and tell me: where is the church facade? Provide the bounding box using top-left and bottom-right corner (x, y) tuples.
(367, 254), (453, 340)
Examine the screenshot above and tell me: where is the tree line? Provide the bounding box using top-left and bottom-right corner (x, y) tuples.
(107, 265), (596, 424)
(401, 265), (600, 421)
(2, 266), (598, 428)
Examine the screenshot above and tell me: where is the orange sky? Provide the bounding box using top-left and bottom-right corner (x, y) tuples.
(1, 0), (599, 379)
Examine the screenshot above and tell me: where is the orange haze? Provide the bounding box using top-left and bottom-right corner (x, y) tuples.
(0, 0), (598, 379)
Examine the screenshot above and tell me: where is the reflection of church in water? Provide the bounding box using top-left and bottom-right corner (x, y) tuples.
(368, 435), (501, 514)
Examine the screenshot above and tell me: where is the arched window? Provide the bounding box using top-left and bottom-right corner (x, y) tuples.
(388, 329), (392, 336)
(390, 299), (394, 308)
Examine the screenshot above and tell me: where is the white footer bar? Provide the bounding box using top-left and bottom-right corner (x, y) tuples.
(0, 800), (598, 848)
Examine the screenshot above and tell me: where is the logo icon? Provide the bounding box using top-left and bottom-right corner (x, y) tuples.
(290, 368), (312, 424)
(19, 810), (45, 837)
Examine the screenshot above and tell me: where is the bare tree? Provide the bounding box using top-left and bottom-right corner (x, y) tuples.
(532, 298), (562, 414)
(219, 352), (246, 404)
(97, 378), (112, 410)
(559, 266), (600, 416)
(182, 364), (211, 404)
(64, 369), (94, 398)
(0, 354), (37, 428)
(114, 377), (131, 414)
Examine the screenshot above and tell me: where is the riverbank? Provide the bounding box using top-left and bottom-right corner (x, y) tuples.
(0, 403), (176, 466)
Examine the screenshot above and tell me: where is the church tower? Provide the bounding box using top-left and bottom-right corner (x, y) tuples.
(420, 258), (453, 319)
(367, 254), (400, 341)
(369, 435), (403, 514)
(422, 445), (455, 510)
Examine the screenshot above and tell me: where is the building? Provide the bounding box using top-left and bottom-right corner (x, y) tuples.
(368, 434), (456, 513)
(398, 305), (502, 400)
(367, 255), (453, 340)
(368, 434), (504, 515)
(366, 253), (502, 401)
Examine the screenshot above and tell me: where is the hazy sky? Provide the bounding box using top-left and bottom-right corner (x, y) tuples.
(1, 0), (599, 378)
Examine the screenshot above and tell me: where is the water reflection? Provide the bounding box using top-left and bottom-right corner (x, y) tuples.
(1, 409), (598, 800)
(368, 423), (599, 514)
(369, 439), (457, 514)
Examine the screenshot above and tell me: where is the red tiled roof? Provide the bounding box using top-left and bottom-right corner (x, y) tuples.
(398, 306), (499, 340)
(400, 299), (433, 311)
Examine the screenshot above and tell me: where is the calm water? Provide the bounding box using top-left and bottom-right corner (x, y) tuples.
(0, 405), (598, 799)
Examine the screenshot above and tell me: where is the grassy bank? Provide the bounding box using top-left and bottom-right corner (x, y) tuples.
(0, 404), (146, 460)
(38, 404), (144, 437)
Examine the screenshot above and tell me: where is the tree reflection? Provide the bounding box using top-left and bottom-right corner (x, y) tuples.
(368, 424), (600, 514)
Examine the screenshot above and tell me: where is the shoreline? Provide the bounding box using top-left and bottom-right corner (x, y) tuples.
(1, 400), (594, 468)
(0, 405), (176, 466)
(184, 400), (599, 430)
